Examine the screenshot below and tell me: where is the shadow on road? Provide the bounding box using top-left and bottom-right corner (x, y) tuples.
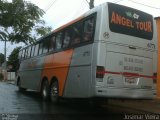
(14, 90), (125, 120)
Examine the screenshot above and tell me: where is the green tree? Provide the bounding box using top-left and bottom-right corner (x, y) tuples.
(0, 0), (52, 44)
(7, 46), (21, 71)
(0, 53), (5, 66)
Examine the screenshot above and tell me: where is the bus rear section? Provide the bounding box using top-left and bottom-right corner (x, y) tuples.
(95, 3), (157, 99)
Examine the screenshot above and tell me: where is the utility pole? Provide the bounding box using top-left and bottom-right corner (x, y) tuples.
(89, 0), (94, 9)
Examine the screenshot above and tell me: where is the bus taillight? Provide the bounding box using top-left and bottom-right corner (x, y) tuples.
(153, 73), (157, 84)
(96, 66), (105, 78)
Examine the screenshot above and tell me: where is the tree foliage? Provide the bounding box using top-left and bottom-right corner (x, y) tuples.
(0, 53), (5, 66)
(7, 46), (21, 71)
(0, 0), (52, 44)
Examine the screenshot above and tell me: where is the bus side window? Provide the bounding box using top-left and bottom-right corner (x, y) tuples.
(22, 49), (25, 59)
(18, 50), (22, 59)
(34, 44), (39, 56)
(63, 29), (71, 48)
(24, 48), (28, 59)
(38, 42), (43, 55)
(71, 22), (82, 45)
(27, 46), (32, 58)
(83, 17), (95, 42)
(43, 38), (49, 54)
(31, 45), (35, 57)
(52, 36), (56, 50)
(49, 35), (55, 52)
(56, 32), (63, 50)
(21, 50), (23, 59)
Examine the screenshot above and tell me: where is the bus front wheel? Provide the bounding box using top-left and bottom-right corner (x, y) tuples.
(41, 80), (50, 100)
(50, 81), (59, 103)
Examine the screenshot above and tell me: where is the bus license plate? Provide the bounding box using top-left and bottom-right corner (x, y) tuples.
(124, 78), (138, 85)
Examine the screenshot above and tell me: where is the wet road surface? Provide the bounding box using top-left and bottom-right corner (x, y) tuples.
(0, 82), (146, 120)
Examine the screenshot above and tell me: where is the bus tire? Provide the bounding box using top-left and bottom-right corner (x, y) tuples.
(50, 80), (59, 103)
(17, 79), (26, 92)
(41, 80), (50, 101)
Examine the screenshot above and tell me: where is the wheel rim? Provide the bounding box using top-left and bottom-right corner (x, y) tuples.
(50, 82), (58, 102)
(42, 82), (48, 99)
(43, 86), (47, 98)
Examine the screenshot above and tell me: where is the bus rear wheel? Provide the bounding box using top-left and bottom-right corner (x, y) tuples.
(50, 81), (59, 103)
(41, 80), (50, 100)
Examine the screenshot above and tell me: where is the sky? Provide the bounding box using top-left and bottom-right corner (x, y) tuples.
(31, 0), (160, 29)
(1, 0), (160, 57)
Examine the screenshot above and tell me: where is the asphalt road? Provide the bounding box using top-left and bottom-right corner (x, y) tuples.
(0, 82), (146, 120)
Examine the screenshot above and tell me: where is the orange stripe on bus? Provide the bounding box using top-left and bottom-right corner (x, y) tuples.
(42, 49), (74, 96)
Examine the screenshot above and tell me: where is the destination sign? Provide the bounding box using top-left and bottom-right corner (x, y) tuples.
(108, 3), (153, 40)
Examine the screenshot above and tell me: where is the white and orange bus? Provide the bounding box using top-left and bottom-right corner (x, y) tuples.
(16, 2), (157, 103)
